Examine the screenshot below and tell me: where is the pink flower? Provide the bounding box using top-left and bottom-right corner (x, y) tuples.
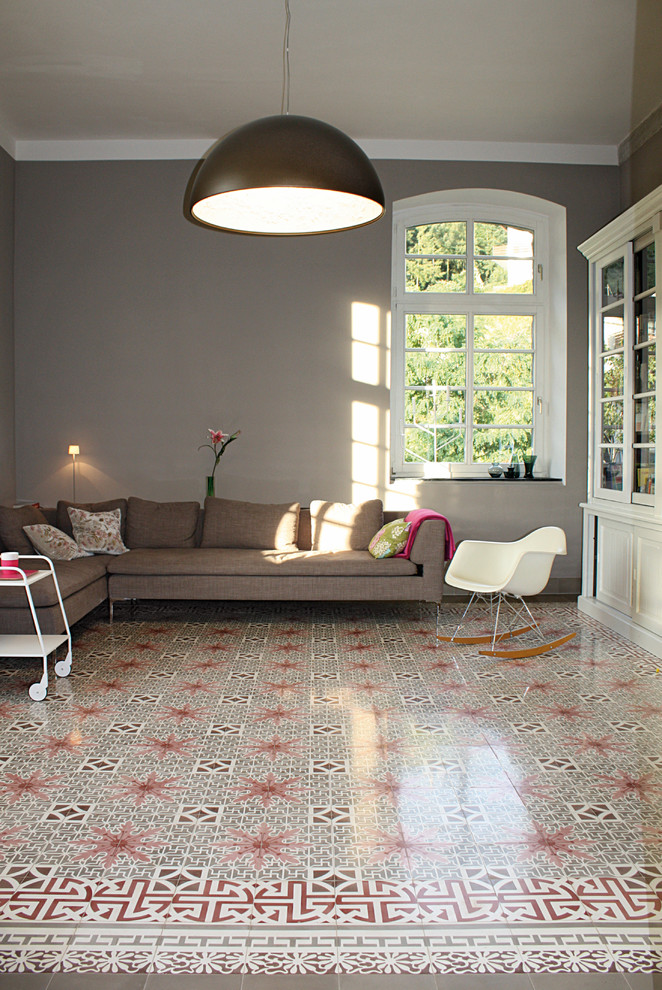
(199, 427), (240, 479)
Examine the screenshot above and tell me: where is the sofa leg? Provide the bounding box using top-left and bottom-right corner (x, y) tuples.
(109, 599), (114, 625)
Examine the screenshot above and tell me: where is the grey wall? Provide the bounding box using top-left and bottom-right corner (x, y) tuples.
(13, 158), (620, 591)
(620, 125), (662, 210)
(0, 146), (15, 505)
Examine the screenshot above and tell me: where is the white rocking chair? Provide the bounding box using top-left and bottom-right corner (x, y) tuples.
(437, 526), (575, 658)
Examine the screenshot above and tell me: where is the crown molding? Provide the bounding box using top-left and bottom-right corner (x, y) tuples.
(618, 102), (662, 164)
(359, 139), (618, 166)
(7, 135), (619, 166)
(13, 138), (212, 161)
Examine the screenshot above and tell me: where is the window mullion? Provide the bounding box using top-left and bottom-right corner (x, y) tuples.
(466, 218), (475, 465)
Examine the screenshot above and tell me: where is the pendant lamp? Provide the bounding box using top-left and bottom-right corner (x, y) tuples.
(184, 3), (385, 235)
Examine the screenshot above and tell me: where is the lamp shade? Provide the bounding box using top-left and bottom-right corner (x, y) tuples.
(185, 114), (385, 235)
(68, 445), (79, 456)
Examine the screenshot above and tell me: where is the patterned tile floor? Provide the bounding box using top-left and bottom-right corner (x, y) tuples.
(0, 599), (661, 980)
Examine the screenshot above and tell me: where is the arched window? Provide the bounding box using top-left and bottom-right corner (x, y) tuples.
(390, 189), (567, 480)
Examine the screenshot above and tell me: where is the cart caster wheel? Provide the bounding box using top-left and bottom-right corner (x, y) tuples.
(55, 659), (72, 677)
(29, 682), (47, 702)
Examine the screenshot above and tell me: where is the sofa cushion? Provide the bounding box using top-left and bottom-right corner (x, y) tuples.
(125, 497), (200, 549)
(0, 505), (48, 555)
(106, 548), (418, 577)
(369, 518), (411, 558)
(201, 497), (300, 550)
(23, 524), (90, 561)
(310, 499), (383, 551)
(67, 507), (128, 555)
(57, 499), (128, 539)
(0, 555), (111, 609)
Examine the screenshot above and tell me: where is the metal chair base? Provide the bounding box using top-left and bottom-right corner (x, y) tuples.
(437, 591), (575, 658)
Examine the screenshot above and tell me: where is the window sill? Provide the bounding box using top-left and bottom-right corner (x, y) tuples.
(392, 475), (563, 483)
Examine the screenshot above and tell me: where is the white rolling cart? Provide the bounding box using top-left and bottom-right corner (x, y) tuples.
(0, 556), (73, 701)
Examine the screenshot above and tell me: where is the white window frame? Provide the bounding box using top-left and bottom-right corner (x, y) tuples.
(390, 189), (567, 481)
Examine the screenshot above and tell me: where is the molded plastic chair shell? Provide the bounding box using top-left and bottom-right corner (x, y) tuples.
(445, 526), (567, 598)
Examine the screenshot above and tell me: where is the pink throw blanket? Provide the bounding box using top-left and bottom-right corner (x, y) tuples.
(396, 508), (455, 561)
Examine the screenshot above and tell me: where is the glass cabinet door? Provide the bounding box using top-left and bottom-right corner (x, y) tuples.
(595, 240), (657, 504)
(632, 240), (656, 502)
(597, 256), (627, 496)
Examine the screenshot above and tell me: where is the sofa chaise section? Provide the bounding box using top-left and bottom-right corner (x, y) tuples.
(0, 555), (111, 635)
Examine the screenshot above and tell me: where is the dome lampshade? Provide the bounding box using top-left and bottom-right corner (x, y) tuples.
(185, 114), (385, 235)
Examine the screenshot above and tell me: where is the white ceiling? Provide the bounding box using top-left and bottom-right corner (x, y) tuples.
(0, 0), (658, 162)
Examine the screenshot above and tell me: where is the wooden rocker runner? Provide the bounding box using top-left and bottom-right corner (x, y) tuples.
(437, 526), (576, 659)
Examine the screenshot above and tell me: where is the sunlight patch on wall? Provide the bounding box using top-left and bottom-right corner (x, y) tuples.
(351, 302), (381, 386)
(352, 400), (380, 502)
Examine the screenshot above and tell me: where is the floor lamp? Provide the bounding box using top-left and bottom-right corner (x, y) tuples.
(68, 445), (79, 501)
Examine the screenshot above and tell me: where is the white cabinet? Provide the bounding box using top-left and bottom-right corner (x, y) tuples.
(579, 184), (662, 658)
(0, 556), (73, 700)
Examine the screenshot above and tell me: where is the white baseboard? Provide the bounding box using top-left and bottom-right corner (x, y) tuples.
(577, 596), (662, 661)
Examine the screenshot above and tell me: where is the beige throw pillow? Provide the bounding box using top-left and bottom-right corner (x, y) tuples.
(125, 497), (200, 548)
(67, 507), (128, 555)
(201, 497), (300, 550)
(23, 524), (90, 561)
(310, 499), (383, 551)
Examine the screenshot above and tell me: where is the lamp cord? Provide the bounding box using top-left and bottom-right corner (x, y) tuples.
(281, 0), (291, 115)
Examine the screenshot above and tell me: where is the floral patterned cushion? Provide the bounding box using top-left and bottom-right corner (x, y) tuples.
(23, 524), (90, 561)
(368, 518), (411, 559)
(67, 507), (128, 556)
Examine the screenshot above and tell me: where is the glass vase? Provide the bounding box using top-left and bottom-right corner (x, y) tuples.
(206, 475), (215, 498)
(523, 454), (537, 479)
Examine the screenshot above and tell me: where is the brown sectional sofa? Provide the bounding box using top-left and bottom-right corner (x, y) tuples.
(0, 497), (448, 634)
